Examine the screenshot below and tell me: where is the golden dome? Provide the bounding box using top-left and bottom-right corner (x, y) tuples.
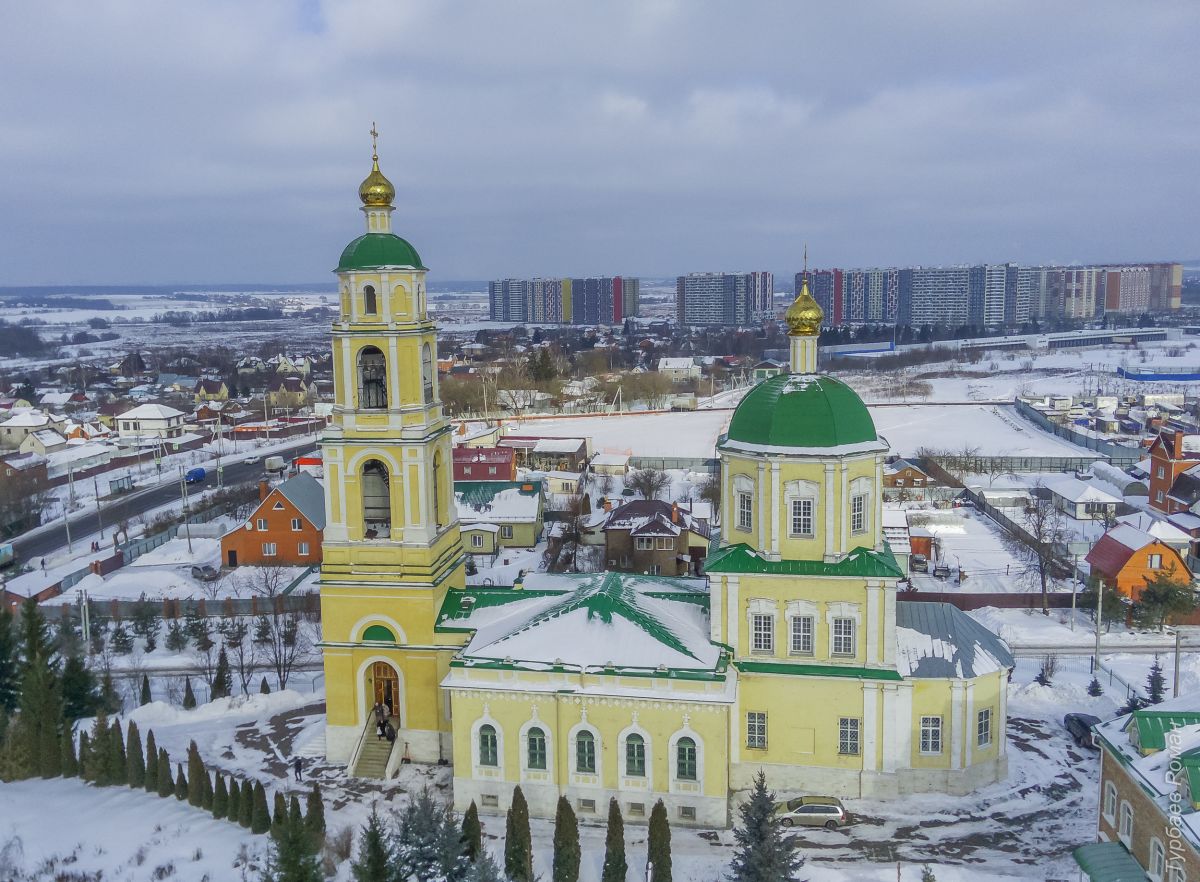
(358, 155), (395, 206)
(784, 276), (824, 336)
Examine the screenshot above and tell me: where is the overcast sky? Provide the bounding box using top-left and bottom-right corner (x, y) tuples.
(2, 1), (1197, 285)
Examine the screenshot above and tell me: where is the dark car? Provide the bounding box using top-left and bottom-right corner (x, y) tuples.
(1064, 713), (1101, 749)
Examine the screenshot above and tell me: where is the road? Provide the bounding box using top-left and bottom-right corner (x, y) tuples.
(13, 437), (318, 561)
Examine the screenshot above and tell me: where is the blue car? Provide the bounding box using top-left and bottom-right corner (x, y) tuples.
(185, 467), (206, 484)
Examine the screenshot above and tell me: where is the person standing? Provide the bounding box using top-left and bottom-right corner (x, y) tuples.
(293, 756), (303, 782)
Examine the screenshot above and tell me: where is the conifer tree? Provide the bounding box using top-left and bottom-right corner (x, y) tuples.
(289, 793), (303, 829)
(175, 763), (188, 800)
(553, 796), (581, 882)
(213, 772), (228, 819)
(15, 606), (63, 780)
(140, 674), (152, 706)
(272, 790), (288, 840)
(305, 782), (326, 848)
(601, 797), (627, 882)
(76, 729), (90, 780)
(109, 718), (127, 785)
(461, 801), (482, 863)
(202, 769), (214, 810)
(263, 801), (323, 882)
(252, 780), (272, 834)
(260, 677), (271, 694)
(505, 785), (534, 882)
(1148, 657), (1167, 704)
(921, 867), (937, 882)
(60, 654), (98, 721)
(395, 788), (468, 882)
(84, 713), (110, 784)
(227, 776), (242, 821)
(0, 716), (33, 781)
(187, 740), (205, 806)
(212, 647), (233, 700)
(157, 748), (173, 797)
(0, 605), (18, 715)
(60, 725), (78, 778)
(98, 669), (120, 715)
(125, 720), (145, 788)
(144, 730), (158, 792)
(182, 677), (197, 709)
(646, 800), (672, 882)
(1088, 677), (1104, 697)
(239, 779), (254, 828)
(728, 770), (802, 882)
(351, 808), (393, 882)
(464, 850), (507, 882)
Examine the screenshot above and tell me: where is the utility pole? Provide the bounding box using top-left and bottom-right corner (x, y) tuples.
(264, 395), (271, 444)
(215, 411), (223, 489)
(1070, 553), (1078, 632)
(179, 466), (193, 554)
(1176, 629), (1183, 699)
(80, 588), (91, 658)
(92, 475), (103, 542)
(1094, 578), (1104, 673)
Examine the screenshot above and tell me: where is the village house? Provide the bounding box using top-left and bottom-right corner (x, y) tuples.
(1148, 426), (1200, 514)
(193, 377), (229, 402)
(1085, 523), (1192, 601)
(18, 429), (68, 456)
(266, 375), (314, 413)
(452, 447), (517, 482)
(0, 410), (68, 449)
(116, 402), (186, 439)
(883, 458), (934, 490)
(454, 480), (545, 552)
(657, 356), (701, 383)
(602, 498), (711, 576)
(590, 452), (630, 478)
(221, 472), (325, 568)
(1042, 475), (1123, 521)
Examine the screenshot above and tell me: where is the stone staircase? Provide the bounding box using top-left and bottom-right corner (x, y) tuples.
(350, 726), (397, 779)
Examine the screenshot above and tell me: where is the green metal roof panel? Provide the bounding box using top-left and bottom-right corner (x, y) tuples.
(1129, 711), (1200, 752)
(455, 480), (542, 508)
(337, 233), (425, 271)
(1072, 841), (1150, 881)
(723, 373), (877, 449)
(704, 542), (904, 579)
(736, 660), (904, 681)
(436, 586), (561, 631)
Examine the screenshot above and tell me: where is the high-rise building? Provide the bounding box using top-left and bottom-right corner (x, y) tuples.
(487, 276), (638, 324)
(809, 270), (843, 325)
(488, 279), (528, 322)
(1149, 263), (1183, 311)
(527, 278), (563, 323)
(1100, 266), (1151, 314)
(676, 272), (774, 326)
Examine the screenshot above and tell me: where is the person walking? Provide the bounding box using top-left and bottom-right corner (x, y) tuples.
(293, 756), (303, 782)
(372, 700), (386, 726)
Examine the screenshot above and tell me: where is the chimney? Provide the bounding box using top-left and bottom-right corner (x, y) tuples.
(672, 502), (679, 524)
(258, 480), (270, 502)
(1176, 429), (1186, 460)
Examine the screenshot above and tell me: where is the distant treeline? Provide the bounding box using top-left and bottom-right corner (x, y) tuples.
(0, 294), (119, 310)
(152, 307), (287, 325)
(0, 319), (51, 357)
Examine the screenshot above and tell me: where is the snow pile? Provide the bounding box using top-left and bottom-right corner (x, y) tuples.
(130, 536), (221, 567)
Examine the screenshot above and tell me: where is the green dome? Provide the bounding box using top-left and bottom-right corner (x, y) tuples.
(337, 233), (425, 272)
(723, 373), (881, 452)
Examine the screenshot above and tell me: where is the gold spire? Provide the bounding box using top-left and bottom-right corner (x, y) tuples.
(358, 121), (395, 207)
(784, 246), (823, 336)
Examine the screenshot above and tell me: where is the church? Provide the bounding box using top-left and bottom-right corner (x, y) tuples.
(319, 142), (1015, 827)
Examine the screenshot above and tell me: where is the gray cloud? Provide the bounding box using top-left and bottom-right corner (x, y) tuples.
(1, 0), (1197, 284)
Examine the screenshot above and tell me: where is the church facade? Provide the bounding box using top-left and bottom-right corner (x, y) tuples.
(320, 146), (1014, 827)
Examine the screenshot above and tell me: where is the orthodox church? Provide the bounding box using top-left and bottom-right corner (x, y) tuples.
(319, 142), (1014, 827)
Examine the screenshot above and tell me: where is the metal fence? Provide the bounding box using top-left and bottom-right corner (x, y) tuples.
(1013, 399), (1142, 468)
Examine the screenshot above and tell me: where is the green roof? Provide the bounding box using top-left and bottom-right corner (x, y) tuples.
(704, 542), (904, 579)
(337, 233), (425, 271)
(736, 660), (903, 681)
(1127, 710), (1200, 752)
(1072, 841), (1150, 881)
(722, 373), (879, 451)
(455, 480), (542, 508)
(437, 586), (560, 632)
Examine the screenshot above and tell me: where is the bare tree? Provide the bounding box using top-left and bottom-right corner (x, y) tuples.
(223, 616), (258, 695)
(0, 465), (52, 536)
(627, 468), (671, 501)
(244, 566), (308, 689)
(1002, 482), (1068, 615)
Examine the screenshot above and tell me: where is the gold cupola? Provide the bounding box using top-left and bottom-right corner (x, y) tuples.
(784, 276), (824, 336)
(358, 122), (395, 206)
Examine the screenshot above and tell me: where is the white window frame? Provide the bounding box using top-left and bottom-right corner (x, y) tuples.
(790, 615), (814, 655)
(1150, 837), (1166, 881)
(1117, 800), (1133, 846)
(291, 517), (302, 531)
(471, 534), (484, 549)
(737, 492), (753, 532)
(838, 717), (861, 755)
(789, 497), (814, 538)
(297, 541), (310, 556)
(831, 617), (856, 656)
(656, 537), (673, 550)
(1102, 781), (1117, 823)
(751, 613), (774, 653)
(920, 716), (943, 754)
(636, 536), (654, 550)
(851, 493), (867, 534)
(1149, 553), (1163, 569)
(501, 525), (514, 540)
(977, 708), (992, 748)
(256, 518), (267, 531)
(262, 542), (277, 557)
(746, 712), (766, 749)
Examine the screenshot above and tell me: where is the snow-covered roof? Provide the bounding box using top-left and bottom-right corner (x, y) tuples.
(1105, 523), (1156, 552)
(532, 438), (586, 454)
(455, 481), (543, 524)
(1042, 475), (1121, 505)
(1116, 512), (1190, 545)
(0, 409), (52, 428)
(604, 499), (710, 540)
(591, 453), (630, 467)
(44, 442), (115, 468)
(657, 357), (697, 370)
(121, 402), (185, 420)
(894, 602), (1014, 679)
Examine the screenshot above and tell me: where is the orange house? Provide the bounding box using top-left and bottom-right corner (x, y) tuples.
(221, 472), (325, 568)
(1085, 524), (1192, 601)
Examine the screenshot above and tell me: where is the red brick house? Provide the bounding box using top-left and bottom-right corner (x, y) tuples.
(221, 472), (325, 567)
(453, 447), (517, 482)
(1148, 426), (1200, 514)
(603, 499), (710, 576)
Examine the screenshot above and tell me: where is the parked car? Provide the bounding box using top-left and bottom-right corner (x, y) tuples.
(244, 454), (262, 464)
(1064, 713), (1101, 749)
(185, 467), (206, 484)
(774, 796), (848, 829)
(191, 565), (220, 582)
(933, 564), (951, 580)
(910, 554), (929, 573)
(264, 455), (286, 474)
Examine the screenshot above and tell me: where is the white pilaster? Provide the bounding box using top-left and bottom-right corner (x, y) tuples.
(965, 681), (976, 767)
(726, 576), (740, 654)
(757, 461), (767, 552)
(874, 454), (884, 551)
(838, 463), (849, 553)
(882, 585), (896, 666)
(950, 681), (965, 770)
(824, 462), (836, 560)
(770, 461), (780, 558)
(998, 674), (1009, 757)
(865, 582), (880, 667)
(862, 683), (879, 772)
(789, 334), (817, 374)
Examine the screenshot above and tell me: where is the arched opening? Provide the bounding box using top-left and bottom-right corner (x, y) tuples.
(526, 726), (547, 770)
(358, 346), (387, 410)
(479, 724), (499, 767)
(421, 342), (434, 404)
(432, 451), (443, 529)
(676, 736), (698, 780)
(576, 730), (596, 774)
(363, 285), (377, 315)
(361, 459), (391, 537)
(362, 624), (395, 643)
(625, 733), (646, 777)
(367, 660), (399, 720)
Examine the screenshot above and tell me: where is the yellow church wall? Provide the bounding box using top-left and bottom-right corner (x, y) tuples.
(735, 674), (868, 770)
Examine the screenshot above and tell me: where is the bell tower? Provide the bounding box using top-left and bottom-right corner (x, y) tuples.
(320, 126), (466, 766)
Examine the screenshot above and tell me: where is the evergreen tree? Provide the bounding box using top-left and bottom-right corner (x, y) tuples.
(0, 605), (18, 714)
(921, 867), (937, 882)
(182, 677), (197, 709)
(144, 730), (158, 792)
(289, 793), (303, 830)
(76, 729), (90, 781)
(395, 788), (468, 882)
(212, 646), (233, 699)
(601, 797), (627, 882)
(213, 772), (228, 819)
(646, 800), (672, 882)
(165, 620), (188, 652)
(109, 718), (127, 785)
(0, 715), (33, 781)
(61, 654), (98, 721)
(60, 725), (78, 778)
(1148, 657), (1167, 704)
(175, 763), (188, 800)
(19, 658), (62, 779)
(461, 801), (482, 863)
(504, 785), (534, 882)
(110, 622), (133, 654)
(728, 770), (802, 882)
(140, 674), (152, 706)
(351, 808), (393, 882)
(272, 790), (288, 840)
(252, 780), (272, 834)
(202, 769), (214, 810)
(125, 720), (145, 788)
(464, 850), (507, 882)
(1088, 677), (1104, 697)
(263, 802), (323, 882)
(305, 782), (325, 849)
(239, 779), (254, 828)
(17, 597), (55, 676)
(98, 669), (120, 714)
(84, 712), (110, 785)
(187, 740), (205, 806)
(227, 776), (242, 821)
(260, 677), (271, 694)
(157, 748), (173, 797)
(553, 796), (581, 882)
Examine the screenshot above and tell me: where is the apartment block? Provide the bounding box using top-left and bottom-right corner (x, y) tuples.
(676, 271), (774, 326)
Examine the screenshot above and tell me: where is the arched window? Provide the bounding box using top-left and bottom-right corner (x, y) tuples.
(363, 285), (377, 315)
(676, 737), (697, 781)
(362, 459), (391, 536)
(625, 733), (646, 777)
(422, 343), (434, 404)
(362, 624), (395, 642)
(358, 346), (387, 410)
(478, 724), (498, 767)
(526, 727), (547, 770)
(576, 730), (596, 774)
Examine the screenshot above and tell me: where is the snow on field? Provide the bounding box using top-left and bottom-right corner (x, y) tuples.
(0, 777), (267, 879)
(130, 536), (222, 568)
(505, 410), (734, 459)
(468, 542), (547, 586)
(906, 508), (1027, 593)
(968, 605), (1181, 650)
